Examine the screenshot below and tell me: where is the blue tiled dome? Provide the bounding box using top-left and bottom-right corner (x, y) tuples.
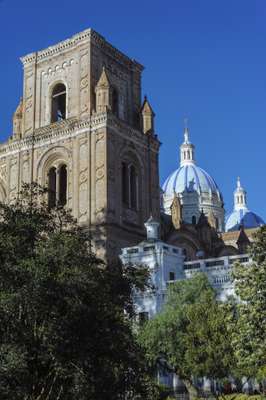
(225, 209), (265, 232)
(225, 178), (265, 232)
(161, 127), (225, 230)
(162, 164), (222, 198)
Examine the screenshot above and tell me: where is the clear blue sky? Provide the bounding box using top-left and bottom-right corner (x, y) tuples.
(0, 0), (265, 220)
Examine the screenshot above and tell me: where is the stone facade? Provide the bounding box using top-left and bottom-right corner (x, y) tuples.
(1, 28), (161, 259)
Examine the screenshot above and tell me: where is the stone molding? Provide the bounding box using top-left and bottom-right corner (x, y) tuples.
(0, 112), (160, 159)
(20, 29), (144, 73)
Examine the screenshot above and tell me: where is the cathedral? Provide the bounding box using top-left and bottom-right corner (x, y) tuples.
(1, 28), (263, 395)
(1, 27), (264, 267)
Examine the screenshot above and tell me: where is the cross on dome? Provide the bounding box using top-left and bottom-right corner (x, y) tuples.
(236, 176), (242, 190)
(183, 118), (190, 143)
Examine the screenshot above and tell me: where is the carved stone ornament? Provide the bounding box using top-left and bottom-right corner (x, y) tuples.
(171, 193), (182, 230)
(96, 165), (104, 181)
(208, 211), (216, 229)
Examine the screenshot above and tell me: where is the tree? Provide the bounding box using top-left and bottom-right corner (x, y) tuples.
(232, 226), (266, 389)
(138, 273), (236, 399)
(0, 183), (155, 400)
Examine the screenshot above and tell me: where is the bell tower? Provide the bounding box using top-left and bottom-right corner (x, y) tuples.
(1, 28), (161, 259)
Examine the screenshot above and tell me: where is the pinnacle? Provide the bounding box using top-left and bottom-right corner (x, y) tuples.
(96, 66), (111, 88)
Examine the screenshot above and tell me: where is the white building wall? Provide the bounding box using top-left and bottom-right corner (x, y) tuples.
(121, 239), (250, 317)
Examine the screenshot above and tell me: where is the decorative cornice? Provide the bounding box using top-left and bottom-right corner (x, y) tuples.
(0, 113), (160, 158)
(20, 28), (144, 73)
(20, 29), (92, 66)
(0, 115), (107, 157)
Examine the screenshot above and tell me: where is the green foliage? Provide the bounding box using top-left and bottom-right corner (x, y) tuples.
(139, 273), (236, 397)
(219, 395), (265, 400)
(0, 183), (155, 400)
(232, 226), (266, 378)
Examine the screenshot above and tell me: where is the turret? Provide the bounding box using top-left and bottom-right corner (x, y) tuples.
(236, 226), (250, 254)
(141, 96), (155, 134)
(12, 98), (23, 139)
(144, 215), (160, 240)
(95, 67), (112, 113)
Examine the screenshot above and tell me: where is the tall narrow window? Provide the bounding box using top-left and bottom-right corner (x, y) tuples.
(58, 164), (67, 206)
(122, 162), (129, 206)
(130, 165), (137, 210)
(122, 162), (139, 210)
(192, 215), (197, 225)
(112, 88), (119, 117)
(48, 167), (56, 208)
(51, 83), (66, 123)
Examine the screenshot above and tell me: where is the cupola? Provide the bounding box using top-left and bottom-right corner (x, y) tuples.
(234, 177), (247, 211)
(180, 124), (195, 166)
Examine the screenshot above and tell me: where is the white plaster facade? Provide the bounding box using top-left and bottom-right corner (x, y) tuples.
(120, 218), (250, 318)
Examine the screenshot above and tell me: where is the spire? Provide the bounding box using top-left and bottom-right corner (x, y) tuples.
(237, 176), (242, 189)
(234, 177), (247, 211)
(95, 66), (112, 113)
(96, 66), (111, 88)
(141, 95), (155, 134)
(183, 117), (190, 143)
(236, 225), (250, 254)
(180, 119), (195, 166)
(13, 98), (23, 139)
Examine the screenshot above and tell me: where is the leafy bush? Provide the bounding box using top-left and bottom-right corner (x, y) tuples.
(220, 394), (265, 400)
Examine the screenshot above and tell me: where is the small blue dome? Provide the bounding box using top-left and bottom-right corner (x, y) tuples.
(162, 164), (222, 198)
(225, 208), (265, 232)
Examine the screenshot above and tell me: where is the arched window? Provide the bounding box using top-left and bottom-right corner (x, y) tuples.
(192, 215), (197, 225)
(58, 164), (67, 206)
(51, 83), (66, 123)
(121, 162), (139, 210)
(48, 167), (56, 208)
(47, 164), (67, 208)
(112, 88), (119, 117)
